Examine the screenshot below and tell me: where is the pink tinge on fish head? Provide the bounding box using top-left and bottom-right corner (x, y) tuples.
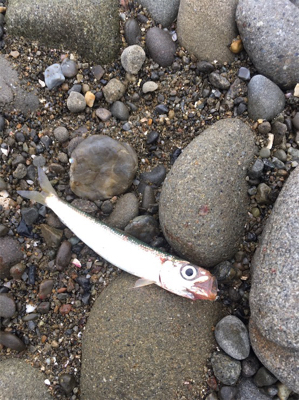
(159, 259), (218, 301)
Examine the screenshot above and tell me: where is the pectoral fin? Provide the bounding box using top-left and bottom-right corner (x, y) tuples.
(134, 278), (155, 288)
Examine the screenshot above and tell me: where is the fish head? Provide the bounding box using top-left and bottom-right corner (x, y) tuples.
(159, 259), (218, 301)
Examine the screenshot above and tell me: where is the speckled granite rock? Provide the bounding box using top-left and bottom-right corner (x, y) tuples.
(0, 359), (52, 399)
(159, 119), (256, 268)
(5, 0), (120, 64)
(177, 0), (239, 64)
(81, 273), (226, 399)
(236, 0), (299, 89)
(249, 166), (299, 393)
(137, 0), (180, 27)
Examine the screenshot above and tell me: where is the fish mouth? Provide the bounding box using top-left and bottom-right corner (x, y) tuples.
(189, 276), (218, 301)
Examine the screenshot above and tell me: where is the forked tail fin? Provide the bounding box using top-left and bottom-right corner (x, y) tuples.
(17, 167), (58, 206)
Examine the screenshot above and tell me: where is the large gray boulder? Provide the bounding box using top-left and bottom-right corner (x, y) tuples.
(81, 273), (226, 399)
(249, 166), (299, 393)
(177, 0), (239, 64)
(236, 0), (299, 89)
(137, 0), (180, 27)
(5, 0), (120, 64)
(159, 119), (256, 268)
(0, 359), (52, 400)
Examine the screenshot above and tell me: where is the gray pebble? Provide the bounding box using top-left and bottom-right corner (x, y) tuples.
(124, 215), (159, 244)
(12, 154), (26, 167)
(44, 63), (65, 89)
(37, 302), (50, 314)
(91, 65), (105, 80)
(124, 18), (141, 45)
(10, 263), (26, 280)
(211, 351), (241, 385)
(255, 183), (271, 204)
(272, 157), (286, 170)
(274, 149), (287, 162)
(215, 315), (250, 360)
(121, 45), (145, 74)
(288, 147), (299, 160)
(0, 294), (16, 318)
(0, 331), (26, 351)
(111, 101), (129, 120)
(154, 104), (168, 114)
(147, 131), (159, 144)
(106, 193), (139, 230)
(57, 152), (68, 164)
(146, 27), (176, 67)
(59, 373), (77, 394)
(212, 261), (238, 283)
(13, 164), (27, 179)
(209, 72), (230, 90)
(236, 378), (272, 400)
(197, 61), (214, 74)
(102, 78), (126, 104)
(248, 158), (264, 180)
(238, 67), (251, 81)
(101, 200), (113, 214)
(292, 112), (299, 130)
(241, 354), (260, 378)
(61, 58), (78, 78)
(141, 185), (156, 211)
(142, 81), (158, 93)
(0, 177), (7, 190)
(67, 91), (86, 113)
(140, 165), (166, 186)
(68, 84), (82, 94)
(56, 241), (72, 269)
(219, 386), (238, 400)
(54, 126), (69, 143)
(258, 121), (271, 134)
(95, 107), (112, 121)
(272, 121), (287, 146)
(21, 207), (39, 226)
(253, 366), (278, 387)
(33, 155), (46, 167)
(259, 148), (271, 158)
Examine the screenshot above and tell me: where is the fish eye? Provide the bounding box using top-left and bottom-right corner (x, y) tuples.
(180, 265), (197, 280)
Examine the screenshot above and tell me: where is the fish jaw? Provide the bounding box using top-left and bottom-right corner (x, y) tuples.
(159, 259), (218, 301)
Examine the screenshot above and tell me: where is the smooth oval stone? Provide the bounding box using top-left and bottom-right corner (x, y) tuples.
(211, 351), (241, 385)
(0, 331), (26, 351)
(121, 45), (145, 74)
(110, 101), (129, 120)
(209, 72), (230, 90)
(236, 0), (299, 89)
(0, 237), (23, 279)
(56, 240), (72, 269)
(159, 119), (255, 267)
(124, 18), (141, 45)
(247, 75), (285, 121)
(106, 193), (139, 230)
(137, 0), (180, 27)
(80, 273), (226, 399)
(0, 293), (16, 318)
(70, 135), (138, 200)
(215, 315), (250, 360)
(53, 126), (69, 143)
(146, 27), (176, 67)
(142, 81), (159, 93)
(249, 166), (299, 393)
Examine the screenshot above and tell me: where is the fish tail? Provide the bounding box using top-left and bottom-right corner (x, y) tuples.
(17, 167), (57, 206)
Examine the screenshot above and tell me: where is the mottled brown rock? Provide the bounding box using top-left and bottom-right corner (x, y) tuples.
(0, 331), (26, 352)
(0, 236), (23, 279)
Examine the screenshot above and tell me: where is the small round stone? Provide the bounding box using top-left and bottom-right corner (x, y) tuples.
(67, 92), (86, 113)
(124, 18), (141, 45)
(54, 126), (69, 143)
(121, 45), (146, 74)
(259, 147), (271, 158)
(61, 58), (78, 78)
(142, 81), (159, 94)
(111, 101), (129, 120)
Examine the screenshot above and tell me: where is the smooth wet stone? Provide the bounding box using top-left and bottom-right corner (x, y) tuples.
(106, 193), (139, 230)
(0, 293), (16, 318)
(56, 240), (72, 269)
(215, 316), (250, 360)
(255, 183), (271, 205)
(249, 166), (299, 393)
(177, 0), (238, 64)
(0, 359), (52, 399)
(81, 273), (226, 399)
(247, 75), (285, 121)
(236, 378), (272, 400)
(102, 78), (126, 104)
(159, 119), (255, 267)
(91, 64), (105, 80)
(241, 354), (260, 378)
(238, 67), (250, 81)
(61, 58), (78, 78)
(38, 279), (54, 300)
(6, 0), (120, 64)
(21, 207), (39, 226)
(137, 0), (180, 27)
(124, 18), (141, 45)
(53, 126), (69, 143)
(142, 81), (158, 93)
(0, 331), (26, 351)
(44, 63), (65, 89)
(236, 0), (299, 89)
(70, 135), (138, 200)
(0, 237), (23, 279)
(211, 351), (241, 385)
(95, 107), (112, 121)
(124, 215), (159, 244)
(110, 101), (129, 120)
(146, 27), (176, 67)
(141, 185), (156, 211)
(121, 45), (145, 74)
(67, 91), (86, 113)
(253, 367), (277, 387)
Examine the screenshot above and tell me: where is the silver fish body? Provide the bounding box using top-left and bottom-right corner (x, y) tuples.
(18, 167), (218, 301)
